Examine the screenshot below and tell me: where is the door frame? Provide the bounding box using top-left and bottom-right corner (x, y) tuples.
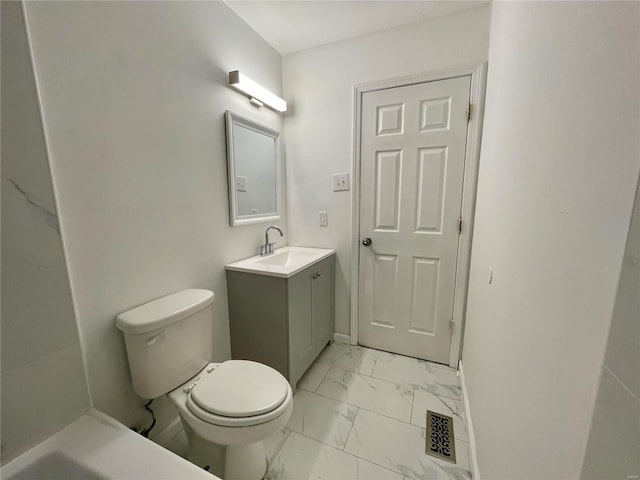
(349, 62), (488, 368)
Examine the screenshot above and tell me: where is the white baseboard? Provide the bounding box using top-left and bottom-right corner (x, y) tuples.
(333, 333), (351, 345)
(459, 360), (481, 480)
(150, 416), (182, 446)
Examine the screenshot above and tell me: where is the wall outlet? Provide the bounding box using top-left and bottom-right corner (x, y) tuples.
(235, 176), (247, 192)
(332, 173), (350, 191)
(319, 211), (328, 226)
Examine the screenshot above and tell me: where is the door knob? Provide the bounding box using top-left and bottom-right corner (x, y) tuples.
(362, 237), (372, 246)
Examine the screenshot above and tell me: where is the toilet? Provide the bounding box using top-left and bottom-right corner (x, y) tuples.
(115, 289), (292, 480)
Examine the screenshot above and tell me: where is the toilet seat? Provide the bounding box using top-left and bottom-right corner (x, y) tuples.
(185, 360), (291, 427)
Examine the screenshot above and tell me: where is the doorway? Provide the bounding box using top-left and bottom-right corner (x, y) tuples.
(350, 64), (486, 367)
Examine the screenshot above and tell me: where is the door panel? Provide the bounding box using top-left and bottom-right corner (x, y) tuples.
(409, 257), (439, 335)
(288, 269), (314, 382)
(358, 76), (471, 363)
(372, 253), (398, 327)
(374, 150), (402, 230)
(313, 257), (334, 347)
(416, 147), (447, 232)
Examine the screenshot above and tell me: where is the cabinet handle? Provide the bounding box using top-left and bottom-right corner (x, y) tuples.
(312, 272), (322, 279)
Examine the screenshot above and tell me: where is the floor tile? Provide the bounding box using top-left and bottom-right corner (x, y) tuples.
(316, 343), (378, 375)
(344, 409), (471, 480)
(297, 362), (330, 392)
(266, 431), (402, 480)
(411, 390), (468, 442)
(287, 390), (358, 449)
(317, 367), (414, 422)
(372, 352), (461, 400)
(453, 441), (471, 473)
(161, 346), (472, 480)
(264, 428), (290, 463)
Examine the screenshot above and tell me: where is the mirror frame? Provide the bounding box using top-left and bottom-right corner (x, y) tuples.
(225, 110), (281, 227)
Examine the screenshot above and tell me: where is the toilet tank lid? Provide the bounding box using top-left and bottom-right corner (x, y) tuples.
(115, 289), (214, 334)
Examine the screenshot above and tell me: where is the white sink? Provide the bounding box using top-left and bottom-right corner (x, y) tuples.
(226, 246), (335, 278)
(257, 249), (319, 267)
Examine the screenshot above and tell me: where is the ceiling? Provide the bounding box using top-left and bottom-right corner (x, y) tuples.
(224, 1), (489, 55)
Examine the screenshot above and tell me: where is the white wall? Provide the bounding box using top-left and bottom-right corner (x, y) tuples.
(22, 0), (286, 432)
(462, 2), (640, 478)
(581, 178), (640, 478)
(283, 6), (492, 335)
(1, 1), (90, 463)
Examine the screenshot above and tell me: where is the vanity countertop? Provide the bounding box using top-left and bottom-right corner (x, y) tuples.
(225, 246), (335, 278)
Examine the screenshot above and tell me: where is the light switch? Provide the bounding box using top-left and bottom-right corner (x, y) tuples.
(235, 176), (247, 192)
(319, 211), (328, 226)
(332, 173), (350, 192)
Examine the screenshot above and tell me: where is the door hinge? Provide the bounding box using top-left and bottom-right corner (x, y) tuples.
(467, 103), (472, 122)
(449, 319), (455, 334)
(458, 217), (462, 234)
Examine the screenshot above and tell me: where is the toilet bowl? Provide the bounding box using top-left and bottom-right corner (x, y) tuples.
(168, 360), (293, 479)
(115, 289), (292, 480)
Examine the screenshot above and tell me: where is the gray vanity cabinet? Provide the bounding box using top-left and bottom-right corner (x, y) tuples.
(227, 254), (335, 388)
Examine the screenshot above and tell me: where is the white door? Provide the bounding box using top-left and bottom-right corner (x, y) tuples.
(358, 76), (471, 363)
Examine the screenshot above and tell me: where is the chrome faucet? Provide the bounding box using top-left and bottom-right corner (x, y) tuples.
(261, 226), (283, 256)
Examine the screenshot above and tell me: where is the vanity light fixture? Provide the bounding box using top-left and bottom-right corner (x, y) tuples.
(249, 97), (264, 108)
(228, 70), (287, 113)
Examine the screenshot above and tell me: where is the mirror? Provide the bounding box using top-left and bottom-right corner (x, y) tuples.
(225, 111), (280, 226)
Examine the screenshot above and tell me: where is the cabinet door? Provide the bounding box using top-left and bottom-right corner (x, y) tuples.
(227, 271), (289, 378)
(287, 268), (315, 384)
(312, 257), (334, 349)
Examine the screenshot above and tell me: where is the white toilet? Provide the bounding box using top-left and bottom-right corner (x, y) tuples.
(115, 289), (292, 480)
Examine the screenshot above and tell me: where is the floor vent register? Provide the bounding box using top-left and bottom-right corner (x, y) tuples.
(425, 410), (456, 464)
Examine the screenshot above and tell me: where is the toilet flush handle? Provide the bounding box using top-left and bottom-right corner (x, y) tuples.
(146, 331), (165, 347)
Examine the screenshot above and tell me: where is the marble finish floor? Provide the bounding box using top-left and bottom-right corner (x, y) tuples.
(158, 343), (471, 480)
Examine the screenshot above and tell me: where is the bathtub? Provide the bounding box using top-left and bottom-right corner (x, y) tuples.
(1, 409), (217, 479)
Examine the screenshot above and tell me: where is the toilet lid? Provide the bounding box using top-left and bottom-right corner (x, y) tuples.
(189, 360), (289, 418)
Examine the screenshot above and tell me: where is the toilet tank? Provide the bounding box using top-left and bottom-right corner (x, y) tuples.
(115, 289), (214, 399)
